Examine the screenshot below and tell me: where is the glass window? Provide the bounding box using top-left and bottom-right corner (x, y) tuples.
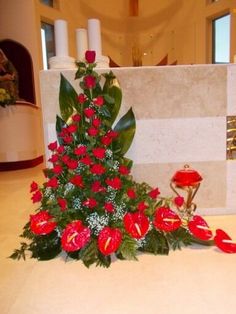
(212, 14), (230, 63)
(41, 22), (55, 70)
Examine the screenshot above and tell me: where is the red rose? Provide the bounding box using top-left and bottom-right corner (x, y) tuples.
(137, 201), (148, 212)
(119, 165), (130, 175)
(107, 130), (119, 138)
(74, 145), (87, 156)
(57, 198), (67, 211)
(46, 177), (59, 188)
(67, 124), (78, 133)
(77, 93), (87, 104)
(31, 190), (42, 203)
(30, 211), (56, 235)
(90, 163), (106, 175)
(70, 175), (83, 187)
(123, 212), (149, 239)
(106, 177), (122, 190)
(214, 229), (236, 253)
(85, 50), (96, 63)
(127, 188), (136, 199)
(104, 202), (114, 213)
(92, 147), (106, 159)
(88, 127), (99, 137)
(188, 215), (213, 241)
(63, 135), (73, 144)
(84, 107), (95, 118)
(61, 220), (91, 252)
(84, 75), (96, 89)
(148, 187), (160, 199)
(101, 135), (112, 146)
(52, 164), (63, 174)
(153, 207), (181, 232)
(83, 198), (97, 208)
(80, 155), (92, 165)
(62, 155), (70, 164)
(48, 154), (59, 163)
(57, 145), (65, 154)
(94, 96), (104, 106)
(30, 181), (38, 193)
(98, 227), (122, 255)
(92, 117), (101, 128)
(91, 181), (106, 193)
(48, 141), (57, 151)
(174, 196), (185, 207)
(66, 159), (78, 170)
(72, 113), (81, 122)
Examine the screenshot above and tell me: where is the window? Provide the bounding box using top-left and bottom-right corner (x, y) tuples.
(40, 0), (54, 7)
(41, 22), (55, 70)
(212, 14), (230, 63)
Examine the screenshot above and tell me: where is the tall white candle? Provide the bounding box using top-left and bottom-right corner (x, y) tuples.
(76, 28), (88, 61)
(87, 18), (102, 56)
(54, 19), (69, 57)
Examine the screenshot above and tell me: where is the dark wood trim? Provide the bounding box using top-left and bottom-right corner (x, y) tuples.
(0, 155), (44, 171)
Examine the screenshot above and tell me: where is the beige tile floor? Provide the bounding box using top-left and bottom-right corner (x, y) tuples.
(1, 164), (236, 314)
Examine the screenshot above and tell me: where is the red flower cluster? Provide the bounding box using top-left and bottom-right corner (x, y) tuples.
(30, 211), (56, 235)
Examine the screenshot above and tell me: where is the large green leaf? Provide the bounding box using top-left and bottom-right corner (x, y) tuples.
(103, 72), (122, 126)
(113, 108), (136, 156)
(59, 74), (78, 122)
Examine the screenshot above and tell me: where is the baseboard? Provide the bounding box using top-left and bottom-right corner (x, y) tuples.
(0, 155), (44, 171)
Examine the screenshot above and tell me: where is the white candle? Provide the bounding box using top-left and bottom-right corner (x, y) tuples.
(54, 19), (69, 57)
(87, 18), (102, 56)
(76, 28), (88, 61)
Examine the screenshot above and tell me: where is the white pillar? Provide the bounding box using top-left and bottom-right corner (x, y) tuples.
(76, 28), (88, 61)
(54, 19), (69, 57)
(87, 19), (102, 56)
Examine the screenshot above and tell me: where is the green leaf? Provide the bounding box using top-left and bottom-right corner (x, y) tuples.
(166, 227), (194, 251)
(140, 229), (169, 255)
(113, 108), (136, 155)
(59, 74), (78, 122)
(56, 115), (67, 145)
(103, 72), (122, 125)
(96, 252), (111, 268)
(79, 239), (98, 268)
(118, 233), (138, 260)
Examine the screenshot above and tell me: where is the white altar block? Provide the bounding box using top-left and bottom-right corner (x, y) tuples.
(39, 64), (236, 215)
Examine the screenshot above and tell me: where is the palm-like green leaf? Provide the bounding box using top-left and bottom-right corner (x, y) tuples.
(113, 108), (136, 156)
(59, 74), (78, 121)
(103, 72), (122, 126)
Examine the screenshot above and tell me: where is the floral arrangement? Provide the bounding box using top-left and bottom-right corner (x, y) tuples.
(0, 88), (15, 107)
(11, 51), (236, 267)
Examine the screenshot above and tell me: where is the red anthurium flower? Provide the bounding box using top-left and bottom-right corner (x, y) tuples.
(104, 202), (114, 213)
(123, 212), (149, 239)
(30, 211), (56, 235)
(84, 107), (95, 118)
(57, 198), (67, 211)
(94, 95), (104, 106)
(101, 135), (112, 146)
(148, 187), (160, 199)
(214, 229), (236, 253)
(74, 145), (87, 156)
(66, 159), (78, 170)
(137, 201), (148, 212)
(153, 207), (181, 232)
(67, 124), (78, 133)
(31, 190), (42, 203)
(98, 227), (122, 255)
(77, 93), (87, 104)
(80, 155), (92, 165)
(106, 177), (122, 190)
(127, 188), (136, 199)
(48, 141), (57, 151)
(46, 177), (59, 188)
(84, 75), (96, 89)
(48, 153), (59, 163)
(85, 50), (96, 63)
(52, 164), (63, 174)
(92, 117), (101, 128)
(88, 127), (99, 137)
(119, 165), (130, 175)
(91, 181), (106, 193)
(92, 147), (106, 159)
(90, 163), (106, 175)
(188, 215), (213, 241)
(70, 175), (83, 187)
(83, 198), (97, 209)
(174, 196), (185, 207)
(61, 220), (91, 252)
(72, 113), (81, 122)
(30, 181), (38, 193)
